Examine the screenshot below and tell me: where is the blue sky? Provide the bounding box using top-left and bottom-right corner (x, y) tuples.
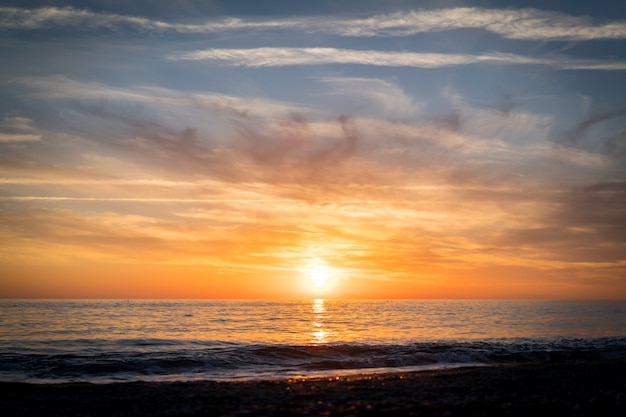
(0, 0), (625, 298)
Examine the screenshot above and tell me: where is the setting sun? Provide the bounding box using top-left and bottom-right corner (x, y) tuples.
(303, 260), (337, 294)
(310, 263), (329, 288)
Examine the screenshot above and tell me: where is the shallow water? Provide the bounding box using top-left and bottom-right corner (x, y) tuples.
(1, 299), (625, 382)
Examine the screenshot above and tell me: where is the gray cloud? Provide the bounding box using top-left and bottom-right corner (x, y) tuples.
(556, 181), (626, 239)
(491, 181), (626, 263)
(562, 109), (626, 157)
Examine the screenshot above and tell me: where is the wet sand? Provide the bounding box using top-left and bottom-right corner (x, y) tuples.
(1, 359), (625, 416)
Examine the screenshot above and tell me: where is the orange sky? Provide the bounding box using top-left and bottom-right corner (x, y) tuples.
(1, 110), (625, 299)
(1, 172), (624, 299)
(1, 3), (625, 299)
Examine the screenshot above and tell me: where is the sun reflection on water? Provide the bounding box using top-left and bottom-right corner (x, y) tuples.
(311, 298), (328, 344)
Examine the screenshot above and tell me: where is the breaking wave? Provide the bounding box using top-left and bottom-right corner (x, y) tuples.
(2, 337), (626, 383)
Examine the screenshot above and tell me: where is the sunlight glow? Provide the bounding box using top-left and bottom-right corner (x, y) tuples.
(310, 263), (329, 288)
(302, 259), (338, 295)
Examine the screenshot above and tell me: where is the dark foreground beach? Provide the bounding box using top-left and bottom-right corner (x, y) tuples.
(2, 360), (625, 417)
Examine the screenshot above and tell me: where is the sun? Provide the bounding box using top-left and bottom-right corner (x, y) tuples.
(310, 263), (330, 288)
(304, 259), (334, 293)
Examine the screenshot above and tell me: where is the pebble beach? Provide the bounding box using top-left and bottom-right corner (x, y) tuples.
(2, 359), (625, 417)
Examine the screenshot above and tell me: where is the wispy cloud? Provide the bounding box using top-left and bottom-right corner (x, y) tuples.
(316, 77), (424, 119)
(12, 75), (317, 120)
(0, 133), (40, 142)
(0, 196), (293, 202)
(2, 6), (626, 41)
(170, 47), (626, 70)
(323, 8), (626, 41)
(0, 6), (171, 32)
(0, 116), (41, 142)
(7, 75), (614, 187)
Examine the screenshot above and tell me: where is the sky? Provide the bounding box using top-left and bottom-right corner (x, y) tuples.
(0, 0), (625, 299)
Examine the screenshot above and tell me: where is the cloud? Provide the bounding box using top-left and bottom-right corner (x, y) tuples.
(0, 115), (37, 131)
(314, 77), (424, 119)
(491, 181), (626, 264)
(0, 196), (292, 203)
(0, 116), (41, 142)
(2, 6), (626, 41)
(12, 75), (179, 103)
(0, 6), (171, 32)
(556, 181), (626, 242)
(8, 75), (613, 194)
(12, 75), (316, 120)
(4, 75), (618, 206)
(327, 8), (626, 41)
(562, 108), (626, 156)
(0, 133), (40, 142)
(170, 47), (626, 70)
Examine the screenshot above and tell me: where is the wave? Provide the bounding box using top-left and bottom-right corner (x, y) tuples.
(2, 337), (626, 383)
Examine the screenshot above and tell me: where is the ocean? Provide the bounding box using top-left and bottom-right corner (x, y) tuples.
(1, 299), (625, 383)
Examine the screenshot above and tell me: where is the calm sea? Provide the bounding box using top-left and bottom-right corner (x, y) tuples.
(1, 299), (625, 383)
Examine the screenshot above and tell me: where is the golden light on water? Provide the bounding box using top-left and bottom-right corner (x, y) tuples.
(311, 298), (328, 344)
(313, 298), (326, 314)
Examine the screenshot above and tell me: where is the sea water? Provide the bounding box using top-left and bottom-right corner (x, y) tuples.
(1, 299), (625, 383)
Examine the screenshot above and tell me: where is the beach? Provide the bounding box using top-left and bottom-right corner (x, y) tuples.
(2, 359), (625, 416)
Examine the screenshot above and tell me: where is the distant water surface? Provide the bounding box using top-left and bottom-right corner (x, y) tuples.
(1, 299), (625, 383)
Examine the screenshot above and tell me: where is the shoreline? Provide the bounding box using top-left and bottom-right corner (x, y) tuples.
(2, 359), (625, 416)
